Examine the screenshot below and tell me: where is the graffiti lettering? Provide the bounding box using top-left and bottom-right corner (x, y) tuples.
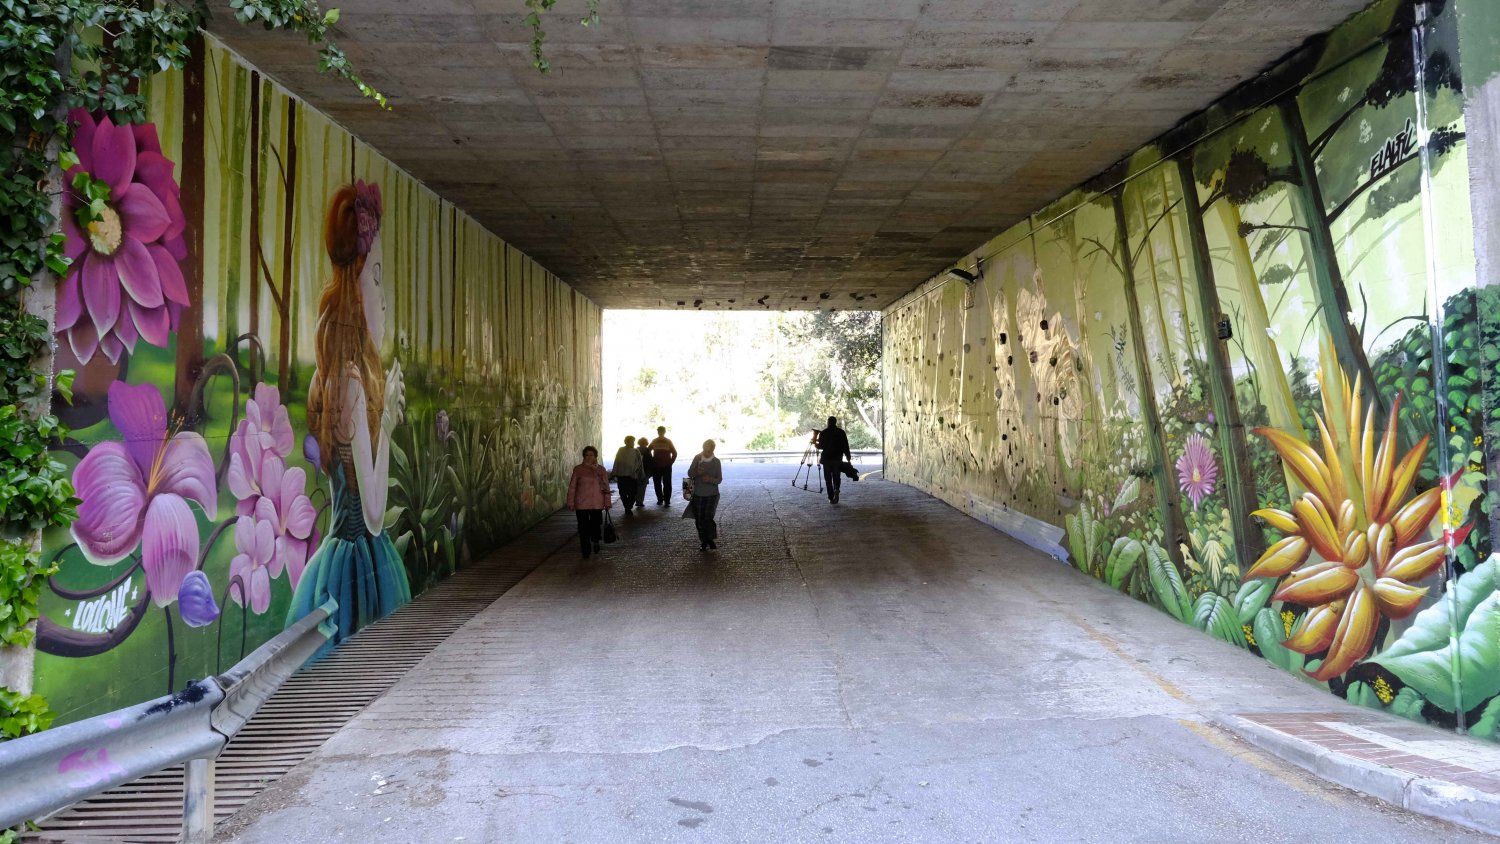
(67, 580), (135, 635)
(1368, 118), (1416, 182)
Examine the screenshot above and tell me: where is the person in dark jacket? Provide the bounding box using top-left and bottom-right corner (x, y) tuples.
(813, 416), (853, 504)
(647, 425), (678, 506)
(611, 436), (644, 512)
(635, 434), (654, 511)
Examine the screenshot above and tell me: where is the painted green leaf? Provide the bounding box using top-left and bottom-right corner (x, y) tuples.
(1469, 696), (1500, 740)
(1235, 579), (1274, 625)
(1111, 477), (1140, 514)
(1193, 592), (1247, 647)
(1368, 557), (1500, 713)
(1147, 543), (1191, 623)
(1346, 680), (1385, 712)
(1253, 607), (1300, 672)
(1104, 537), (1144, 589)
(1390, 687), (1428, 723)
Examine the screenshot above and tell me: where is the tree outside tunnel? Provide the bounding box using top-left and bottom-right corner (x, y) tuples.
(603, 310), (882, 454)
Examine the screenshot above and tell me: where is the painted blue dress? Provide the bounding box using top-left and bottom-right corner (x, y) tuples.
(287, 451), (411, 653)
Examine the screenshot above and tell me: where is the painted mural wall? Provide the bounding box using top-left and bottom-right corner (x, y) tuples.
(885, 0), (1500, 737)
(34, 37), (602, 723)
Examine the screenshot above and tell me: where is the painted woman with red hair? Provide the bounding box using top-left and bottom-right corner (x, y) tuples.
(287, 181), (411, 646)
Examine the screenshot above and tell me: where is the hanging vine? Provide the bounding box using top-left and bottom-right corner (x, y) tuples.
(524, 0), (604, 73)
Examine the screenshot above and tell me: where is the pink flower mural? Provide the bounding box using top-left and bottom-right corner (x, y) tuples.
(1176, 433), (1219, 511)
(70, 382), (217, 607)
(226, 384), (317, 588)
(57, 109), (190, 364)
(228, 514), (276, 615)
(227, 384), (296, 515)
(250, 463), (317, 590)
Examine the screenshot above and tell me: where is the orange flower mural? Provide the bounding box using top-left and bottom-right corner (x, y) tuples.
(1242, 354), (1467, 682)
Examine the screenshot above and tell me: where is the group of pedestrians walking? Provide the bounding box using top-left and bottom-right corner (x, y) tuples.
(565, 417), (857, 559)
(611, 426), (678, 510)
(564, 425), (723, 557)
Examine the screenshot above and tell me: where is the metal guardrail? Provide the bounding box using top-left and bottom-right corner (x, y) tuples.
(715, 449), (883, 463)
(0, 599), (337, 843)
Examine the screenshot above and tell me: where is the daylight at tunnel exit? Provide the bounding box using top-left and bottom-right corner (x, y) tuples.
(3, 0), (1500, 841)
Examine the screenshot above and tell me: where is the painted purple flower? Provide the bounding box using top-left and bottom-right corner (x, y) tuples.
(436, 409), (451, 444)
(177, 571), (220, 628)
(71, 382), (217, 606)
(57, 110), (189, 364)
(250, 460), (318, 589)
(228, 514), (275, 615)
(303, 434), (321, 473)
(1175, 433), (1219, 510)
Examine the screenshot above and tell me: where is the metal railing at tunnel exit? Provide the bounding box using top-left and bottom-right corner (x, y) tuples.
(713, 449), (882, 464)
(0, 599), (338, 843)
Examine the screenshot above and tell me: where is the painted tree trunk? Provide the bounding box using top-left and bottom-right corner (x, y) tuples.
(1210, 197), (1306, 439)
(1113, 192), (1190, 573)
(1175, 156), (1267, 566)
(248, 71), (261, 381)
(277, 101), (297, 390)
(1277, 99), (1385, 420)
(172, 36), (206, 419)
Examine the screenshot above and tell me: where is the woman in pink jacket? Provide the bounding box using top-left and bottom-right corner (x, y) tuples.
(567, 445), (612, 558)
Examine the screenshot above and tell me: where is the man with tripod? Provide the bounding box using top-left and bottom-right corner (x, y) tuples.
(812, 416), (854, 505)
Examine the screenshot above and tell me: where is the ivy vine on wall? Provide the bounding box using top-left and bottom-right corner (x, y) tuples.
(0, 0), (380, 775)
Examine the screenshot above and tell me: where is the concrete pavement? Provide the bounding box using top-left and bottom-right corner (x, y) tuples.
(219, 466), (1489, 842)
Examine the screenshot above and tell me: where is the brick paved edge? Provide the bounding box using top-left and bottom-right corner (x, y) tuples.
(1211, 713), (1500, 837)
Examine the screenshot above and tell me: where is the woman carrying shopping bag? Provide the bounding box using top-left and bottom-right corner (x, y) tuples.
(567, 445), (612, 559)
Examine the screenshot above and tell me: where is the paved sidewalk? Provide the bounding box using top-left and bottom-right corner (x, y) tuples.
(218, 467), (1491, 842)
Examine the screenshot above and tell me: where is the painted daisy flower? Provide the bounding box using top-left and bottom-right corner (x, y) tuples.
(1175, 433), (1219, 510)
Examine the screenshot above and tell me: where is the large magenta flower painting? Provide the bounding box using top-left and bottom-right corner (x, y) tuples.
(71, 382), (217, 606)
(57, 109), (190, 364)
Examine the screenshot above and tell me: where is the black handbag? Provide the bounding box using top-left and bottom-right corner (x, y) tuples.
(602, 509), (617, 543)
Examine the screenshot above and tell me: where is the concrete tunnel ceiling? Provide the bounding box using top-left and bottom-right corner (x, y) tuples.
(209, 0), (1373, 310)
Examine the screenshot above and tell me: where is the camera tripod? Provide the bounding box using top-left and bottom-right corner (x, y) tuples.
(792, 445), (824, 494)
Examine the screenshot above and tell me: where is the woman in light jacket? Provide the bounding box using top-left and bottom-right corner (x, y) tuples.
(611, 435), (645, 512)
(567, 446), (612, 558)
(688, 439), (723, 551)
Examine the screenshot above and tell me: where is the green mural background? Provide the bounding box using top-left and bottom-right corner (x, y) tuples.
(35, 37), (602, 723)
(884, 0), (1500, 736)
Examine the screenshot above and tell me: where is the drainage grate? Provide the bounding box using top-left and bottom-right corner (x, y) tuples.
(30, 512), (576, 843)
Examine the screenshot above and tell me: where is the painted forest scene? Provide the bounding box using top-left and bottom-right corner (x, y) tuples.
(34, 37), (602, 724)
(885, 0), (1498, 737)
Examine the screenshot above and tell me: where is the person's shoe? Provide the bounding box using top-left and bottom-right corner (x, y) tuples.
(708, 540), (717, 550)
(700, 543), (708, 551)
(592, 541), (601, 553)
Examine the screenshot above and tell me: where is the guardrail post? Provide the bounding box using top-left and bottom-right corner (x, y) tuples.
(181, 756), (215, 843)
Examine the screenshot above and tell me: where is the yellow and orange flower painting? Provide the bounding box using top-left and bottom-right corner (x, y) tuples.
(1243, 354), (1469, 682)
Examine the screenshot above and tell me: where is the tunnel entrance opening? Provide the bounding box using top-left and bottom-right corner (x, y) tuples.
(601, 309), (883, 463)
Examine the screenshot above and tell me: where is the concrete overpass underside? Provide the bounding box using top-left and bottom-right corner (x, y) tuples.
(211, 0), (1369, 309)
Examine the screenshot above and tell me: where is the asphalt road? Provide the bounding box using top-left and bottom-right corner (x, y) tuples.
(220, 464), (1489, 843)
